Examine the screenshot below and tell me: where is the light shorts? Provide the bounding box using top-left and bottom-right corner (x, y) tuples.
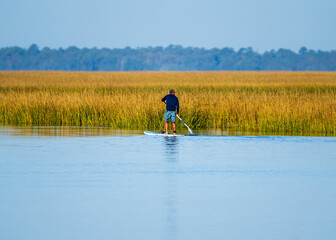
(165, 110), (176, 123)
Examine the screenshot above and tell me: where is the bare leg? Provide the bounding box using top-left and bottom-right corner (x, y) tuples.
(165, 122), (169, 134)
(172, 122), (176, 135)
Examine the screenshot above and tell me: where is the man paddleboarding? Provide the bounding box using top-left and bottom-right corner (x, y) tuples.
(162, 89), (179, 135)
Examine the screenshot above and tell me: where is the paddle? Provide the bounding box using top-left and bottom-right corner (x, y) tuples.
(177, 115), (195, 135)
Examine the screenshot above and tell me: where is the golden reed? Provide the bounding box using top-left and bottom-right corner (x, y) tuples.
(0, 71), (335, 135)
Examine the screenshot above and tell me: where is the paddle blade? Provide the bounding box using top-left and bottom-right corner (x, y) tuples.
(188, 129), (195, 135)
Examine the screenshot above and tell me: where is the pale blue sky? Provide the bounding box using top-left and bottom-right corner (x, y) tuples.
(0, 0), (335, 52)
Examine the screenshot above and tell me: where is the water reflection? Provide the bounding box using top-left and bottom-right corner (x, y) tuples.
(163, 136), (179, 156)
(164, 174), (179, 240)
(0, 126), (143, 137)
(1, 126), (331, 137)
(162, 136), (180, 240)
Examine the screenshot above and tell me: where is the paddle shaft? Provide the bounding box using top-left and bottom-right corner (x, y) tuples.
(176, 115), (195, 135)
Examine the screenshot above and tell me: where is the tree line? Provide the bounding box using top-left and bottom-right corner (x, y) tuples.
(0, 44), (335, 71)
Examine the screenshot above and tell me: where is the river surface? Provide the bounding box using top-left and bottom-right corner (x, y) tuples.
(0, 127), (336, 240)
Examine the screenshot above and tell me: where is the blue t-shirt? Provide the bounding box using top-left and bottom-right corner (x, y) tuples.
(162, 94), (179, 114)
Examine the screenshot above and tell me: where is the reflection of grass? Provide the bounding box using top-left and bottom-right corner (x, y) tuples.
(0, 71), (336, 135)
(0, 126), (142, 137)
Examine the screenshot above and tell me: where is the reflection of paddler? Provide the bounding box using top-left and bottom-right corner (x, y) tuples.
(161, 89), (179, 135)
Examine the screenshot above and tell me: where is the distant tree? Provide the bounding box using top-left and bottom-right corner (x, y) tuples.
(299, 47), (308, 55)
(0, 45), (335, 71)
(28, 44), (39, 55)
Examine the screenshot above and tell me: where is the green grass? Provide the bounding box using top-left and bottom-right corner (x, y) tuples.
(0, 71), (336, 136)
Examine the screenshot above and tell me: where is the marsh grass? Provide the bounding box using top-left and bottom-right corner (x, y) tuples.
(0, 71), (335, 135)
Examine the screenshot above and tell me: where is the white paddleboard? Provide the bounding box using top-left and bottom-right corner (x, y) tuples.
(144, 131), (184, 136)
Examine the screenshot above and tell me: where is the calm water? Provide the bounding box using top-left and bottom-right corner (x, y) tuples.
(0, 127), (336, 240)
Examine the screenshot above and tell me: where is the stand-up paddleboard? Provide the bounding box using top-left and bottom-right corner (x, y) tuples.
(144, 131), (185, 136)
